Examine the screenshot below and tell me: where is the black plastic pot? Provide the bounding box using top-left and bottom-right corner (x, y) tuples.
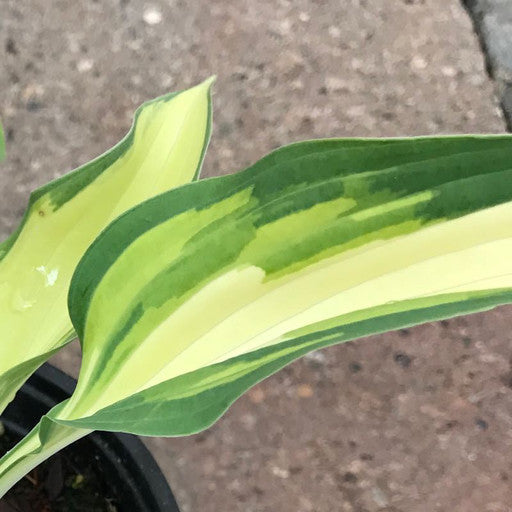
(0, 364), (180, 512)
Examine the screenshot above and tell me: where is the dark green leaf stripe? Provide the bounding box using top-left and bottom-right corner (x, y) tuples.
(62, 135), (512, 430)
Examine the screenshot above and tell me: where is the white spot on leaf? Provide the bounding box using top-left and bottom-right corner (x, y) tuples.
(36, 265), (59, 287)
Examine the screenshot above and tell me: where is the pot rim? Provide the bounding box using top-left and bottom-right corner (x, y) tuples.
(1, 363), (180, 512)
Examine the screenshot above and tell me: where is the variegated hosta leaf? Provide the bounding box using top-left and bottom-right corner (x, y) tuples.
(55, 135), (512, 435)
(0, 78), (213, 412)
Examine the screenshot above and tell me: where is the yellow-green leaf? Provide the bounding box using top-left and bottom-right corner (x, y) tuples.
(0, 78), (214, 413)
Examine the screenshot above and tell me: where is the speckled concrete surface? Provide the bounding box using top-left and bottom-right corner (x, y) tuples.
(1, 1), (511, 511)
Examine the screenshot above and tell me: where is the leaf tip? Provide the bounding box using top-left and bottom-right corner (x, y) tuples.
(202, 75), (217, 89)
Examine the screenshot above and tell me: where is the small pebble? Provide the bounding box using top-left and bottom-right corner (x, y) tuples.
(5, 38), (17, 55)
(343, 472), (358, 483)
(325, 76), (348, 92)
(248, 386), (265, 404)
(349, 362), (362, 373)
(70, 473), (85, 489)
(441, 65), (457, 78)
(304, 350), (326, 365)
(411, 55), (428, 70)
(297, 384), (314, 398)
(143, 6), (163, 25)
(371, 486), (389, 507)
(77, 58), (94, 73)
(394, 352), (412, 368)
(271, 466), (290, 479)
(328, 26), (341, 38)
(475, 418), (488, 430)
(26, 100), (43, 111)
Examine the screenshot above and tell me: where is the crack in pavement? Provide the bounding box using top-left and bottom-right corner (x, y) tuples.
(462, 0), (512, 130)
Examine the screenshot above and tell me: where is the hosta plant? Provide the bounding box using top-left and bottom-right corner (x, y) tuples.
(0, 81), (511, 498)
